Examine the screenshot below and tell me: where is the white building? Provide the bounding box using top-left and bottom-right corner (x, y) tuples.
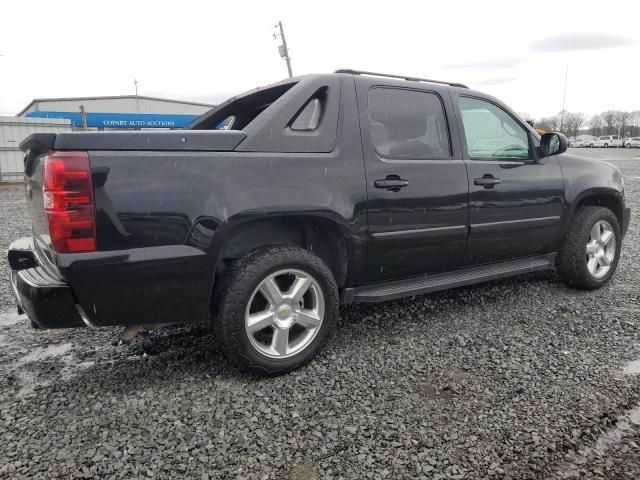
(17, 95), (214, 130)
(0, 116), (72, 181)
(1, 95), (215, 181)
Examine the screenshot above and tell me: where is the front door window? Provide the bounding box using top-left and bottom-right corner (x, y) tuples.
(458, 97), (531, 160)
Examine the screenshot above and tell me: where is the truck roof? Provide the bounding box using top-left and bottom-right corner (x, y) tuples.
(189, 70), (470, 131)
(334, 69), (469, 89)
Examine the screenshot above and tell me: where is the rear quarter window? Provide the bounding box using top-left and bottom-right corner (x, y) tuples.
(289, 97), (323, 131)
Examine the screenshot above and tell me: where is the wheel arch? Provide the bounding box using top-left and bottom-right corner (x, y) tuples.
(212, 215), (351, 289)
(564, 189), (624, 239)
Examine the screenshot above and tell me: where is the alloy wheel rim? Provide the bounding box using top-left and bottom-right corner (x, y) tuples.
(245, 269), (324, 359)
(586, 220), (616, 279)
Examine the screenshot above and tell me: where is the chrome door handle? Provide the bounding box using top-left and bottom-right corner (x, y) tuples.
(474, 176), (501, 188)
(374, 176), (409, 192)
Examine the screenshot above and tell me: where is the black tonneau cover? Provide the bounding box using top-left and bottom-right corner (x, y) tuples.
(19, 130), (247, 154)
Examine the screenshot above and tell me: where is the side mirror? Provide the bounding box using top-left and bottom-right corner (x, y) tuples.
(539, 132), (568, 157)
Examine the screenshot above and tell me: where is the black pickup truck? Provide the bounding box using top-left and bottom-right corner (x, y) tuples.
(9, 70), (631, 375)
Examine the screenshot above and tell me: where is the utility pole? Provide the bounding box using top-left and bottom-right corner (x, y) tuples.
(79, 105), (87, 130)
(134, 79), (140, 114)
(275, 21), (293, 78)
(559, 64), (568, 133)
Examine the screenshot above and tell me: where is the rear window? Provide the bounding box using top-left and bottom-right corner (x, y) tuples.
(290, 97), (323, 131)
(368, 87), (450, 158)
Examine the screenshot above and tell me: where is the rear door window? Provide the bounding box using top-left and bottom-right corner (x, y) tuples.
(368, 88), (451, 158)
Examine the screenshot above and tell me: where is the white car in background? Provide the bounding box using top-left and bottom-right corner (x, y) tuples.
(569, 138), (594, 148)
(624, 137), (640, 148)
(592, 135), (623, 148)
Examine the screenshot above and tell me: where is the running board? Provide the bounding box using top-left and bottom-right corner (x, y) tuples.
(343, 254), (556, 303)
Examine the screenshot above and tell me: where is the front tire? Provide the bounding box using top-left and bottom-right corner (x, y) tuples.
(213, 246), (338, 375)
(556, 206), (621, 290)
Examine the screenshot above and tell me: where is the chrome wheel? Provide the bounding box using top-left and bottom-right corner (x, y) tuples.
(586, 220), (616, 279)
(245, 269), (325, 359)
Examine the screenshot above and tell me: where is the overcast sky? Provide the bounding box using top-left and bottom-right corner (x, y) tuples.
(1, 0), (638, 119)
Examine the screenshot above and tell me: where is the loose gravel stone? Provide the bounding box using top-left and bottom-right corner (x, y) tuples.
(1, 148), (640, 479)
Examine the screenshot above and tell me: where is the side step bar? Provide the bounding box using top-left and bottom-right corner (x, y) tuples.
(343, 254), (556, 303)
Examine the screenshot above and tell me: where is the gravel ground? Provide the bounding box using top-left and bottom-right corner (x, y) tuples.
(1, 148), (640, 479)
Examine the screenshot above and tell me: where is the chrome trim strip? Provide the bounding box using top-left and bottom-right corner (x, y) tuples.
(470, 216), (560, 234)
(372, 225), (467, 239)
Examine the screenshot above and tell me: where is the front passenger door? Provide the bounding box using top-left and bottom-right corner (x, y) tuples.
(454, 95), (565, 266)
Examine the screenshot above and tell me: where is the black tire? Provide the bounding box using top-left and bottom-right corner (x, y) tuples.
(556, 206), (621, 290)
(212, 246), (338, 375)
(604, 143), (609, 148)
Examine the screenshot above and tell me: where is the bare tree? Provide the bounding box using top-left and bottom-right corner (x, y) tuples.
(536, 110), (638, 137)
(631, 111), (640, 137)
(536, 114), (561, 132)
(615, 111), (632, 137)
(564, 112), (587, 138)
(602, 110), (616, 135)
(590, 114), (603, 137)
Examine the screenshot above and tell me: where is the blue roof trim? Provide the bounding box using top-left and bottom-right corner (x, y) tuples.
(25, 111), (200, 128)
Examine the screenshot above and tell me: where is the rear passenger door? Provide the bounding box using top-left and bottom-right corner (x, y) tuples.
(357, 80), (469, 282)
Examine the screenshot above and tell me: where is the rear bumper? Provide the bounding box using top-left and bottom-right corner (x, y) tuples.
(622, 207), (631, 239)
(8, 238), (85, 328)
(7, 237), (213, 329)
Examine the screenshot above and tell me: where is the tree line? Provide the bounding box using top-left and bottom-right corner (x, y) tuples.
(532, 110), (640, 139)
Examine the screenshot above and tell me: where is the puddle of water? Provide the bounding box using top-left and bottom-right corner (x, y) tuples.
(592, 405), (640, 453)
(18, 343), (73, 364)
(0, 310), (24, 326)
(630, 408), (640, 426)
(559, 358), (640, 469)
(623, 359), (640, 375)
(15, 370), (51, 398)
(10, 343), (74, 398)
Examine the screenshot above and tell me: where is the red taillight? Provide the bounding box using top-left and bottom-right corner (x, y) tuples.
(43, 151), (96, 253)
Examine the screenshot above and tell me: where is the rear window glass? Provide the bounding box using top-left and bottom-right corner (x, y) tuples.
(290, 98), (323, 131)
(368, 88), (450, 158)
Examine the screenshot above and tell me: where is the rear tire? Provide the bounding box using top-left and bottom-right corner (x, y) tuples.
(212, 246), (338, 375)
(556, 206), (621, 290)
